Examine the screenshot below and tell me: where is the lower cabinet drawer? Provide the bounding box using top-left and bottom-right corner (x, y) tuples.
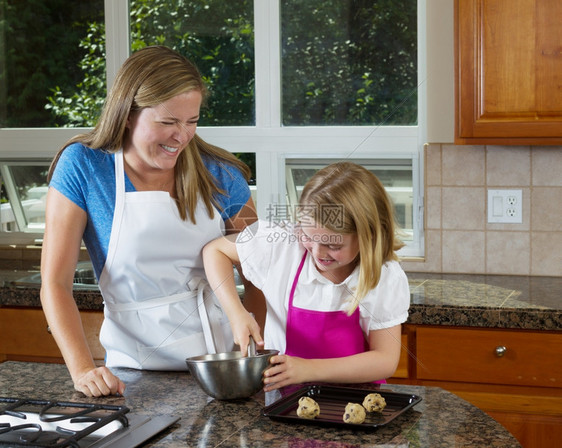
(416, 326), (561, 388)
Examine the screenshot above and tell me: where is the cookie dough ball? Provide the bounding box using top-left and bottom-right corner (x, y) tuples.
(296, 396), (320, 419)
(363, 393), (386, 412)
(343, 402), (366, 424)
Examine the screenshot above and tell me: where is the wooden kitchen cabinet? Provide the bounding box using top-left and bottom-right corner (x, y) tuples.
(0, 308), (105, 363)
(390, 324), (562, 448)
(455, 0), (562, 145)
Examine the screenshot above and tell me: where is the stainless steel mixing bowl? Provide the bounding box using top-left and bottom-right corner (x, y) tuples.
(186, 349), (279, 400)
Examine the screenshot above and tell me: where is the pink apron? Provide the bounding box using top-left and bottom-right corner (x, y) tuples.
(285, 252), (385, 384)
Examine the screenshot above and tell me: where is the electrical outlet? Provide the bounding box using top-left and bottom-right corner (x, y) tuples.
(488, 189), (522, 223)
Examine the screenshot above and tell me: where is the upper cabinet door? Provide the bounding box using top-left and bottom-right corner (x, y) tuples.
(455, 0), (562, 145)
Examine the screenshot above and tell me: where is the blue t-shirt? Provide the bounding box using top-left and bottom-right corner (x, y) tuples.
(49, 143), (251, 278)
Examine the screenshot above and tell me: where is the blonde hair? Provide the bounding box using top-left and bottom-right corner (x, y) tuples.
(48, 45), (250, 222)
(298, 162), (404, 313)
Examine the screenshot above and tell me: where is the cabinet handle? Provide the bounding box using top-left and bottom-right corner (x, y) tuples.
(495, 346), (506, 357)
(47, 326), (52, 334)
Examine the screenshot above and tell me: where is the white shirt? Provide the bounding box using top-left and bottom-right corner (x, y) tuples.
(236, 220), (410, 352)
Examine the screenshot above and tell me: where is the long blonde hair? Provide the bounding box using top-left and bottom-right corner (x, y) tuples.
(48, 45), (250, 222)
(298, 162), (404, 312)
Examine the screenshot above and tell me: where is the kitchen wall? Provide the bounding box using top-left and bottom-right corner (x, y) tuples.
(400, 1), (562, 277)
(402, 144), (562, 276)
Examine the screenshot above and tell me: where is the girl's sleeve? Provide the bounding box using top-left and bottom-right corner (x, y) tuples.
(361, 262), (410, 331)
(235, 220), (276, 290)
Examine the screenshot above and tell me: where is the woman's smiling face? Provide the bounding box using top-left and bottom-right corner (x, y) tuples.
(298, 219), (360, 283)
(124, 90), (202, 172)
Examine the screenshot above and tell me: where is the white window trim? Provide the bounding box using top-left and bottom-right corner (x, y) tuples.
(104, 0), (130, 89)
(0, 0), (427, 257)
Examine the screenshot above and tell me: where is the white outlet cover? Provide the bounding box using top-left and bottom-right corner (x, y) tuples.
(487, 189), (523, 223)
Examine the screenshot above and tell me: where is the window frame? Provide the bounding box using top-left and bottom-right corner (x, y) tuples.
(0, 0), (427, 257)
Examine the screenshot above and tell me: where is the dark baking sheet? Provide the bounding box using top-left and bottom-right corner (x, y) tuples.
(263, 385), (422, 429)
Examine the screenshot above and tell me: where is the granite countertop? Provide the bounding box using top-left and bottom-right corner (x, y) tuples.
(1, 270), (560, 331)
(0, 361), (521, 447)
(406, 272), (562, 330)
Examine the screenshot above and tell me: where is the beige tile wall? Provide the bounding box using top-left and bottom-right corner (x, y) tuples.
(401, 144), (562, 277)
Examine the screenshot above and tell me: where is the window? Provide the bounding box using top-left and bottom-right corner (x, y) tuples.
(0, 161), (50, 232)
(128, 0), (255, 127)
(0, 0), (425, 256)
(284, 158), (415, 242)
(280, 0), (417, 126)
(0, 0), (105, 128)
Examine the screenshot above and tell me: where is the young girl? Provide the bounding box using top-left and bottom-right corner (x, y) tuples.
(203, 162), (410, 391)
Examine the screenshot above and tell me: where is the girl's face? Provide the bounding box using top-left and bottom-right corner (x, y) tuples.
(124, 90), (202, 172)
(298, 220), (360, 283)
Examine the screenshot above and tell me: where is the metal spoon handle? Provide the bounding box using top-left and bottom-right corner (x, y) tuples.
(246, 313), (257, 357)
(248, 336), (257, 357)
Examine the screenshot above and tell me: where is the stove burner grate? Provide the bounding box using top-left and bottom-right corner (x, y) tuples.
(0, 397), (130, 447)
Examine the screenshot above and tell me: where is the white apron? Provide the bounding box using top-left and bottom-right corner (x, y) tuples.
(98, 151), (234, 370)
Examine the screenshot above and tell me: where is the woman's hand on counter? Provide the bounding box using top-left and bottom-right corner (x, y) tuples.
(74, 366), (126, 397)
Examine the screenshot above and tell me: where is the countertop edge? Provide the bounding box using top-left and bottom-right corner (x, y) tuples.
(2, 285), (561, 331)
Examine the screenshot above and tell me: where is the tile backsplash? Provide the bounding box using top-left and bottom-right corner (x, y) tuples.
(402, 144), (562, 277)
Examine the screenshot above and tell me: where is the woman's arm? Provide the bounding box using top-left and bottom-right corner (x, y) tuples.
(263, 324), (402, 390)
(40, 188), (125, 397)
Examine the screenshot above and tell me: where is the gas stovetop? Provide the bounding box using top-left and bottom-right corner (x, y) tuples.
(0, 397), (179, 447)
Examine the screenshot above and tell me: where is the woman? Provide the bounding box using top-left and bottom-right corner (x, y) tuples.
(40, 46), (261, 397)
